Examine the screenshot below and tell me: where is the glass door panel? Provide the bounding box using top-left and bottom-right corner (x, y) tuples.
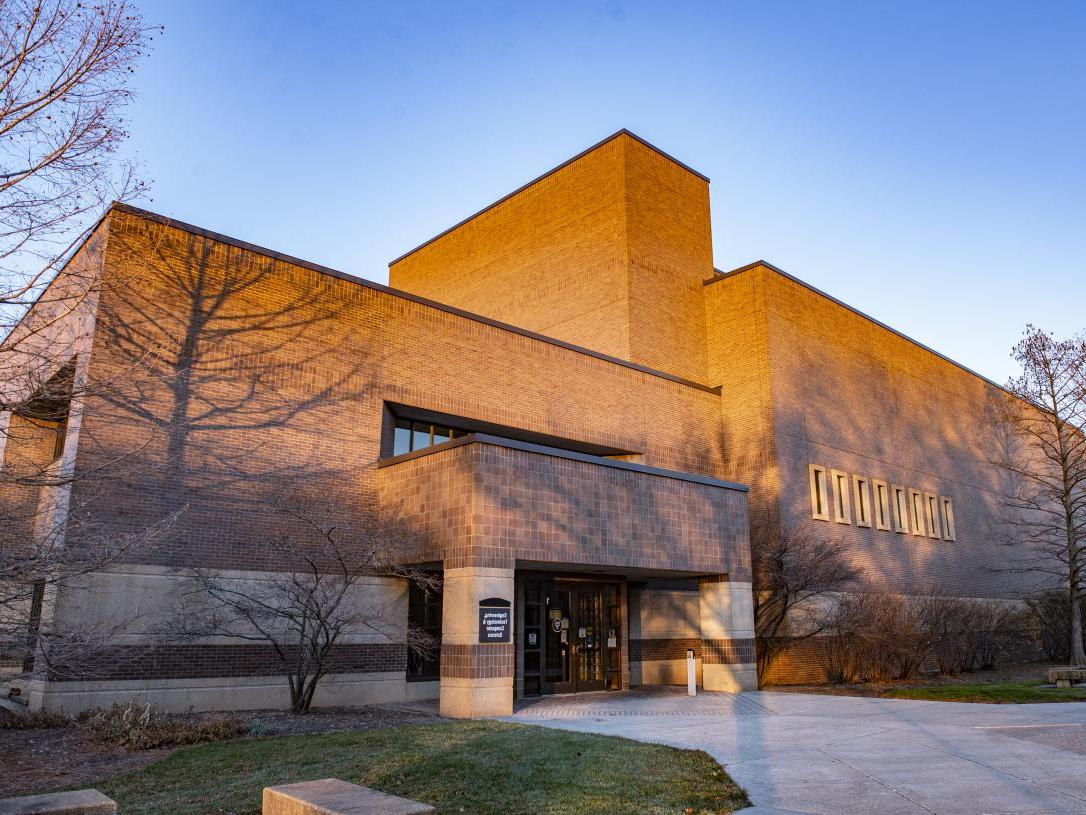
(529, 578), (622, 696)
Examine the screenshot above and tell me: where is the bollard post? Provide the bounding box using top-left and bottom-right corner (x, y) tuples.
(686, 648), (696, 696)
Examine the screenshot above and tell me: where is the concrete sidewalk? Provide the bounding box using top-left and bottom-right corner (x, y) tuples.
(510, 689), (1086, 814)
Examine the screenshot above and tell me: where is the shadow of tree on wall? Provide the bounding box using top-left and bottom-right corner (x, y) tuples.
(24, 214), (439, 687)
(81, 218), (382, 565)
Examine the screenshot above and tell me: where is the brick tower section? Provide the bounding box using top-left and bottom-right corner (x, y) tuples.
(388, 131), (713, 384)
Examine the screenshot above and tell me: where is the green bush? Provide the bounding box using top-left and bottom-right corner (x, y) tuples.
(77, 701), (247, 749)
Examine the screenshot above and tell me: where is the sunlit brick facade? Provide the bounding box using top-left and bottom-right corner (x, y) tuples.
(2, 131), (1028, 714)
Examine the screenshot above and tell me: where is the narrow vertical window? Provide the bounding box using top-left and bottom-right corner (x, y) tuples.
(831, 469), (852, 524)
(941, 497), (956, 541)
(853, 476), (871, 528)
(872, 480), (891, 531)
(407, 581), (442, 679)
(892, 485), (909, 534)
(925, 494), (941, 539)
(909, 489), (927, 536)
(809, 464), (829, 521)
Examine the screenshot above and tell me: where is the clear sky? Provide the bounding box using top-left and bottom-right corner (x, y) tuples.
(127, 0), (1084, 384)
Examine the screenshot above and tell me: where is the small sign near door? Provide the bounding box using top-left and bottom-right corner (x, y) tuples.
(478, 597), (511, 644)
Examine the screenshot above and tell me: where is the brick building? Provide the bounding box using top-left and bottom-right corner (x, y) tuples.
(1, 131), (1027, 716)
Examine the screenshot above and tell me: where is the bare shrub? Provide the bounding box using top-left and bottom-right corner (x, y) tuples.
(822, 592), (1022, 683)
(931, 597), (1023, 675)
(174, 484), (439, 714)
(931, 596), (976, 676)
(1025, 591), (1085, 663)
(76, 700), (246, 749)
(821, 594), (870, 683)
(751, 517), (861, 684)
(0, 707), (70, 729)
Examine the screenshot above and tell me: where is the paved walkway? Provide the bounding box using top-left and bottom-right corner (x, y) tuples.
(510, 688), (1086, 814)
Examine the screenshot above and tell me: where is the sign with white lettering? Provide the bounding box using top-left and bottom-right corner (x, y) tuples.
(478, 597), (511, 644)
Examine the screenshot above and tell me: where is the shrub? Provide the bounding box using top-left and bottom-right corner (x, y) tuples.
(0, 708), (71, 729)
(77, 701), (246, 749)
(823, 592), (1025, 683)
(1025, 591), (1084, 663)
(932, 598), (1025, 674)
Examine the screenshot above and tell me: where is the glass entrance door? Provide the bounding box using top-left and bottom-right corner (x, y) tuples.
(522, 576), (622, 696)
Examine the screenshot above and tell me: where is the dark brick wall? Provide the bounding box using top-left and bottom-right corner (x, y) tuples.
(378, 436), (749, 575)
(630, 637), (754, 665)
(48, 643), (406, 681)
(440, 643), (515, 680)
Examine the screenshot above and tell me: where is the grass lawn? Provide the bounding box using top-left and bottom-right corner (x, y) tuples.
(884, 680), (1086, 704)
(93, 720), (748, 815)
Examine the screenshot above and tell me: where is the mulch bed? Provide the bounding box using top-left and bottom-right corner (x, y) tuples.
(0, 705), (440, 798)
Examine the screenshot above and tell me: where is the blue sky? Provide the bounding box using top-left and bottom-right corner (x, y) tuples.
(127, 0), (1085, 383)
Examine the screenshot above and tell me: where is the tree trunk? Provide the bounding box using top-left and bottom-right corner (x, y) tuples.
(1071, 591), (1086, 666)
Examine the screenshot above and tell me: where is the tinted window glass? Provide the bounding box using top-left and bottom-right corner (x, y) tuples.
(412, 424), (431, 450)
(393, 419), (412, 456)
(407, 581), (442, 679)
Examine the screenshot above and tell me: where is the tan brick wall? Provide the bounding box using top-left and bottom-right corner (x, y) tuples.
(703, 268), (780, 533)
(624, 136), (711, 383)
(706, 263), (1038, 600)
(388, 132), (712, 383)
(70, 208), (730, 578)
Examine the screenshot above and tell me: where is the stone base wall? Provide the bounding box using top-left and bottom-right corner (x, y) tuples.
(20, 673), (439, 715)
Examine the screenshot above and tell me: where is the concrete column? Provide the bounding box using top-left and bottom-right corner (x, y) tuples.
(698, 576), (757, 692)
(439, 566), (514, 718)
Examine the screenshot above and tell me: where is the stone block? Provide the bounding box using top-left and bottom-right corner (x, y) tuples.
(0, 790), (116, 815)
(262, 779), (433, 815)
(1049, 666), (1086, 688)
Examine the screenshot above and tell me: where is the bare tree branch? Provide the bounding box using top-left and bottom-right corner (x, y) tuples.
(986, 324), (1086, 665)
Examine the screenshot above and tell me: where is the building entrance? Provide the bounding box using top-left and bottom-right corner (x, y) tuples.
(520, 575), (622, 696)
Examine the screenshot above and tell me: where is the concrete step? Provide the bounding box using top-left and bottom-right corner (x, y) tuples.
(0, 789), (116, 815)
(263, 779), (433, 815)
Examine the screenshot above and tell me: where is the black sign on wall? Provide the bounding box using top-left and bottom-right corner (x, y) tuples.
(478, 597), (511, 644)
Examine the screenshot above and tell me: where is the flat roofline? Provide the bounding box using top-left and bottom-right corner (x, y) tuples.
(109, 203), (720, 395)
(704, 260), (1006, 392)
(377, 432), (750, 492)
(388, 128), (709, 266)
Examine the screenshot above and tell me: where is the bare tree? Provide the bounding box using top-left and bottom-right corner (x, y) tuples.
(751, 516), (861, 683)
(987, 325), (1086, 665)
(178, 486), (438, 714)
(0, 0), (155, 325)
(0, 0), (158, 684)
